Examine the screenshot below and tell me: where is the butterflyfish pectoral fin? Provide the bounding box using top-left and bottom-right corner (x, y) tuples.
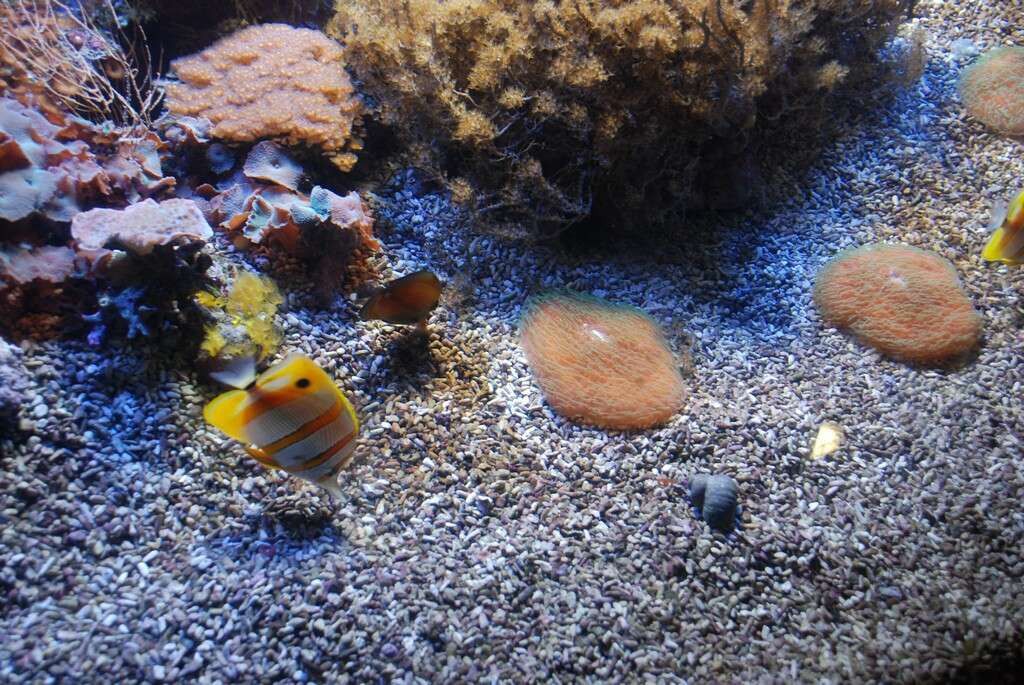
(203, 389), (255, 443)
(245, 445), (281, 470)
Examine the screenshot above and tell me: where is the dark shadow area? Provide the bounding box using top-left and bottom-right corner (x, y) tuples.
(917, 653), (1024, 685)
(199, 503), (346, 565)
(137, 1), (331, 62)
(557, 63), (913, 258)
(365, 328), (446, 393)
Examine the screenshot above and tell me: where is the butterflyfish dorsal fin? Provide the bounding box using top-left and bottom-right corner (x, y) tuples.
(203, 388), (256, 443)
(207, 354), (258, 390)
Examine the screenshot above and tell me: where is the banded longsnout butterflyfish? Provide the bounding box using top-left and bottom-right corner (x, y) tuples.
(203, 353), (358, 499)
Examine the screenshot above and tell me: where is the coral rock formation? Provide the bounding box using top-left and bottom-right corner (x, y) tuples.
(959, 46), (1024, 136)
(519, 291), (685, 430)
(0, 244), (82, 339)
(210, 180), (375, 253)
(330, 0), (914, 238)
(207, 170), (377, 296)
(164, 24), (362, 171)
(242, 141), (304, 191)
(0, 245), (77, 285)
(83, 240), (214, 346)
(71, 198), (212, 265)
(0, 96), (174, 223)
(813, 244), (982, 364)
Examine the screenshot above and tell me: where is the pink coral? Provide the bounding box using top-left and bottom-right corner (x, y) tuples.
(0, 245), (77, 285)
(71, 198), (212, 265)
(310, 186), (379, 251)
(959, 47), (1024, 136)
(519, 291), (685, 430)
(208, 181), (376, 254)
(164, 24), (362, 171)
(0, 96), (175, 223)
(813, 244), (982, 364)
(205, 180), (377, 296)
(243, 141), (304, 191)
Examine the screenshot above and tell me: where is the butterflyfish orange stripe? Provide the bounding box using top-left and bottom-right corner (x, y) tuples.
(260, 398), (343, 456)
(244, 392), (337, 446)
(279, 431), (356, 475)
(245, 446), (280, 469)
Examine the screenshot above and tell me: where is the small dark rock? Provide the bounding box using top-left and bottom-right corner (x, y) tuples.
(688, 472), (739, 532)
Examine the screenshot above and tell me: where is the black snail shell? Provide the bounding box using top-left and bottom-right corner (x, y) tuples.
(688, 473), (738, 532)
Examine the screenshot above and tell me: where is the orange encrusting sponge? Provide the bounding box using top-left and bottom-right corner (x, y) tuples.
(958, 46), (1024, 136)
(813, 244), (982, 364)
(164, 24), (362, 171)
(519, 291), (685, 430)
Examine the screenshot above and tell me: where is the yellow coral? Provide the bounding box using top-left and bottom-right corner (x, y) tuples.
(198, 272), (283, 363)
(200, 325), (227, 357)
(164, 24), (362, 170)
(194, 290), (221, 309)
(225, 272), (283, 358)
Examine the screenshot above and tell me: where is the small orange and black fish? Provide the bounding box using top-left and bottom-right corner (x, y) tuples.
(360, 270), (443, 331)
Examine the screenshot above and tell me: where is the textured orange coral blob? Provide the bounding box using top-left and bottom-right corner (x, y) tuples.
(813, 244), (982, 364)
(164, 24), (361, 170)
(520, 291), (685, 430)
(959, 47), (1024, 136)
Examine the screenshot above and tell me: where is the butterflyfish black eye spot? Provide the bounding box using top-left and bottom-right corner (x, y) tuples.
(296, 378), (311, 388)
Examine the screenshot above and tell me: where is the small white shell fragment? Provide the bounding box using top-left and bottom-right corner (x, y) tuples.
(810, 422), (844, 459)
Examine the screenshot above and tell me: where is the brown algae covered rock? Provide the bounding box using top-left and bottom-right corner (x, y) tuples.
(519, 290), (685, 430)
(0, 245), (82, 339)
(330, 0), (914, 238)
(813, 243), (982, 364)
(959, 46), (1024, 136)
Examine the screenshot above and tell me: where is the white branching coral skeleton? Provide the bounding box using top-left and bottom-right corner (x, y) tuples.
(0, 0), (163, 128)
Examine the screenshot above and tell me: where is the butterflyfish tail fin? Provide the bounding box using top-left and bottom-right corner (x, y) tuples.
(203, 389), (253, 443)
(318, 477), (346, 502)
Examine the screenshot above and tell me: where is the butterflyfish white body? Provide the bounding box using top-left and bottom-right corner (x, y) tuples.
(203, 353), (359, 499)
